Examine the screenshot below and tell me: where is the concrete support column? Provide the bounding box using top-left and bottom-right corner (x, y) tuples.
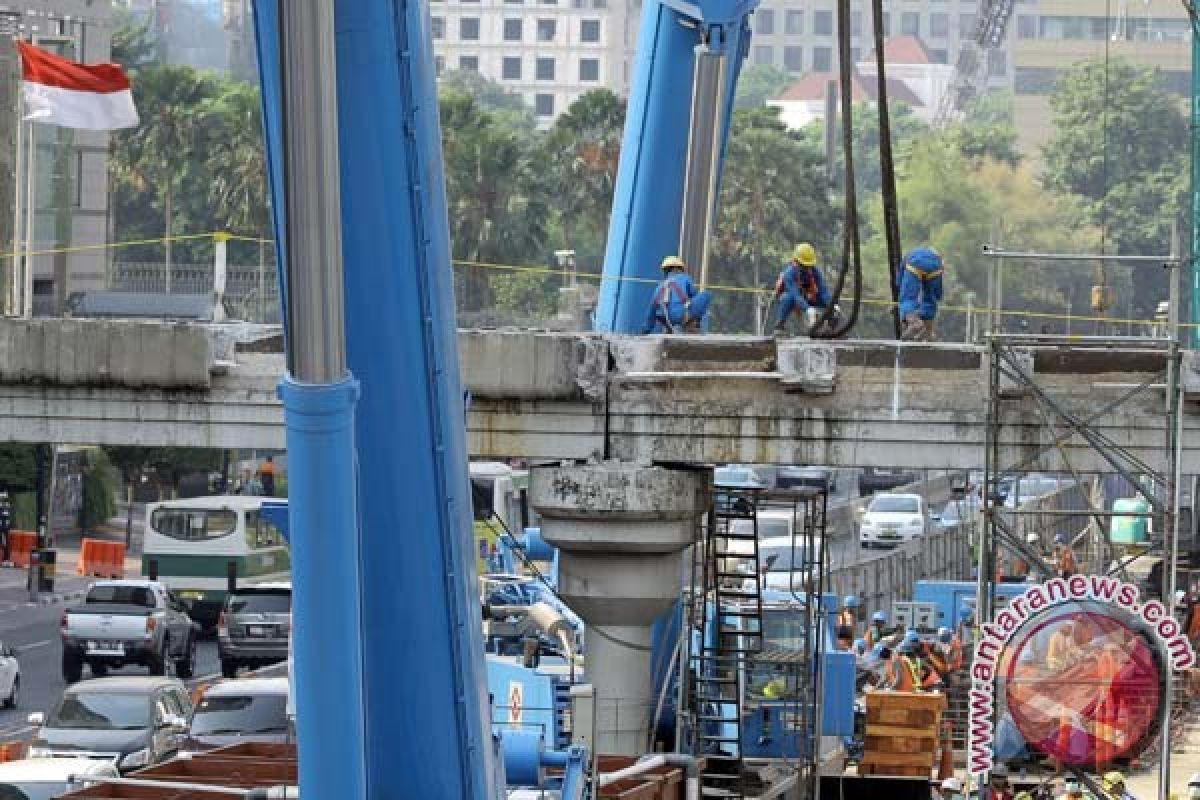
(530, 462), (709, 756)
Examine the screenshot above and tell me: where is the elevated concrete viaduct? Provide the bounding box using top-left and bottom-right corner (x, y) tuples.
(0, 320), (1191, 473)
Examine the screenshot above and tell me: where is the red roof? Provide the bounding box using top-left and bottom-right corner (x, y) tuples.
(771, 70), (924, 108)
(871, 35), (934, 65)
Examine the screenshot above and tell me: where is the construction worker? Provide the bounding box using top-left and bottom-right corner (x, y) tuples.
(257, 455), (277, 497)
(1100, 771), (1135, 800)
(852, 638), (868, 659)
(772, 242), (836, 336)
(865, 610), (889, 649)
(936, 777), (964, 800)
(643, 255), (712, 334)
(1054, 533), (1078, 578)
(898, 247), (945, 341)
(979, 765), (1015, 800)
(838, 595), (861, 633)
(887, 638), (933, 692)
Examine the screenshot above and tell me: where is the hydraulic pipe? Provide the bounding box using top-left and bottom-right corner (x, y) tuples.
(273, 3), (366, 800)
(679, 46), (726, 287)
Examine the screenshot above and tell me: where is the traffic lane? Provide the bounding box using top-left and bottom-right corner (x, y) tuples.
(0, 634), (222, 743)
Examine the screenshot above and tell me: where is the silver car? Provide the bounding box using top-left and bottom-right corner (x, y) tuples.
(218, 584), (292, 678)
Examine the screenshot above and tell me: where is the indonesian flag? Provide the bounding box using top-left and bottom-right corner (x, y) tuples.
(17, 41), (139, 131)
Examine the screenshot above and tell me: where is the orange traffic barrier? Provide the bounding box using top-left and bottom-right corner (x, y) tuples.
(78, 538), (125, 578)
(0, 741), (28, 762)
(7, 531), (35, 568)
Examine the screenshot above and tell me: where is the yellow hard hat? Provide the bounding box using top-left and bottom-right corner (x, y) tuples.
(1103, 771), (1126, 789)
(660, 255), (686, 272)
(793, 242), (817, 266)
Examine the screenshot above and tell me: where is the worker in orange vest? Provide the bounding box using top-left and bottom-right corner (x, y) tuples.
(1054, 533), (1078, 578)
(887, 635), (932, 692)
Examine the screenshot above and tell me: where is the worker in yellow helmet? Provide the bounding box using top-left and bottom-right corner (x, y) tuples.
(772, 242), (837, 336)
(643, 255), (712, 334)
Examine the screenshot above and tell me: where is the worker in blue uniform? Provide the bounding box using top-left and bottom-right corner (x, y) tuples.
(898, 246), (945, 341)
(643, 255), (712, 334)
(772, 242), (837, 336)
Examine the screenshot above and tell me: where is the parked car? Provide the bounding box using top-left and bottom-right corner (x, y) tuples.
(60, 581), (200, 682)
(218, 584), (292, 678)
(777, 466), (838, 494)
(857, 467), (917, 496)
(27, 676), (192, 772)
(0, 639), (20, 709)
(0, 757), (118, 800)
(859, 493), (932, 548)
(184, 677), (291, 752)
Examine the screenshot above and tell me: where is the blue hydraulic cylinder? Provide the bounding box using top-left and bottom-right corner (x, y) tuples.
(595, 0), (757, 332)
(277, 378), (365, 800)
(254, 0), (497, 797)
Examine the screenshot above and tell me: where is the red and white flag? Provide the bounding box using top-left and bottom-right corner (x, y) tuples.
(17, 41), (139, 131)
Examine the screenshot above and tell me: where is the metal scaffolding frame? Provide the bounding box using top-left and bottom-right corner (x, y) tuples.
(976, 314), (1185, 799)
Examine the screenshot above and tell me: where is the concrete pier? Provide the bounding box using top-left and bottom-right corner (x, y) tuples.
(530, 462), (709, 755)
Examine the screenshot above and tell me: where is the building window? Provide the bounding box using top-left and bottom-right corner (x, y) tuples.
(460, 17), (480, 39)
(850, 11), (862, 35)
(504, 0), (523, 5)
(960, 13), (977, 33)
(536, 57), (556, 80)
(431, 16), (445, 38)
(435, 55), (445, 74)
(850, 46), (861, 62)
(814, 9), (833, 35)
(1015, 15), (1035, 37)
(879, 11), (891, 35)
(753, 45), (774, 65)
(580, 57), (599, 81)
(901, 12), (919, 35)
(537, 18), (557, 40)
(786, 10), (803, 34)
(930, 12), (948, 36)
(1013, 66), (1058, 94)
(783, 45), (803, 72)
(581, 18), (601, 41)
(987, 48), (1006, 76)
(813, 45), (832, 71)
(503, 56), (522, 80)
(930, 47), (948, 63)
(535, 93), (555, 116)
(504, 18), (523, 40)
(757, 9), (775, 34)
(459, 55), (479, 71)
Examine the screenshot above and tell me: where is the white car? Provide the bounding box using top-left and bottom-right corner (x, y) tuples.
(0, 639), (19, 708)
(859, 493), (932, 548)
(759, 536), (824, 592)
(0, 757), (117, 800)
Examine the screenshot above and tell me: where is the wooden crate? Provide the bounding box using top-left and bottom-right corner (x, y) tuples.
(860, 691), (947, 778)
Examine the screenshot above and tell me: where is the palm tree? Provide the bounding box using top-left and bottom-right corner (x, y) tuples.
(111, 66), (220, 291)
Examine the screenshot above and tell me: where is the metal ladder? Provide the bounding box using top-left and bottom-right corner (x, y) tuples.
(690, 486), (765, 798)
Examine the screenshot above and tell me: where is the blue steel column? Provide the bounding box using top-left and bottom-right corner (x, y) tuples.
(595, 0), (755, 333)
(253, 1), (368, 798)
(254, 1), (496, 797)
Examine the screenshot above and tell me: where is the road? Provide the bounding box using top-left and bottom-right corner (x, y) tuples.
(0, 580), (222, 744)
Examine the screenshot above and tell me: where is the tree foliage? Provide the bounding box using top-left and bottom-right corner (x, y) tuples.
(1041, 58), (1188, 318)
(82, 449), (118, 530)
(734, 65), (795, 110)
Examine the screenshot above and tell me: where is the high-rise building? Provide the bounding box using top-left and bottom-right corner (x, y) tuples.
(748, 0), (1013, 94)
(430, 0), (641, 123)
(0, 1), (114, 315)
(1010, 0), (1189, 153)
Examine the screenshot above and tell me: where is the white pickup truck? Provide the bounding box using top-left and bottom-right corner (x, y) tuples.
(60, 580), (199, 683)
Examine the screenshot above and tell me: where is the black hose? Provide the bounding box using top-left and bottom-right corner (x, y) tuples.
(872, 0), (904, 338)
(811, 0), (863, 340)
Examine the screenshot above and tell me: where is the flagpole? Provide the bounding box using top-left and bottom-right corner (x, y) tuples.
(22, 115), (34, 319)
(9, 37), (23, 318)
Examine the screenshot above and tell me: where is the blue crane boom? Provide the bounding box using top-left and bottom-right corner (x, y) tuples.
(254, 0), (764, 795)
(595, 0), (759, 333)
